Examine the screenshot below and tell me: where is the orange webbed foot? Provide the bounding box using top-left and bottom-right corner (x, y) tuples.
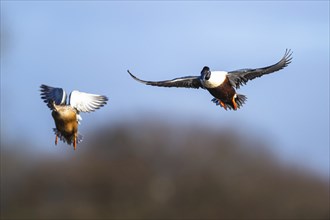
(73, 135), (77, 150)
(232, 96), (238, 110)
(219, 100), (227, 110)
(55, 135), (58, 145)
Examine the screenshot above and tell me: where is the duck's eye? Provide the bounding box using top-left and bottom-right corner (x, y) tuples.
(205, 71), (211, 80)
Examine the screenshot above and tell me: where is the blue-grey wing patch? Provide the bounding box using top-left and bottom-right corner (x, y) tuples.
(40, 84), (67, 110)
(227, 49), (293, 89)
(127, 70), (203, 89)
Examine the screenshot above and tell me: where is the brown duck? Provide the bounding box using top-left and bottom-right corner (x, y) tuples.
(40, 84), (108, 150)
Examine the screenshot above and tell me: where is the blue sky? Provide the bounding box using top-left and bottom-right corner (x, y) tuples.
(1, 1), (329, 177)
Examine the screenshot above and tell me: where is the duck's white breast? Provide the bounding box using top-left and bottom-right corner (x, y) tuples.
(203, 71), (228, 88)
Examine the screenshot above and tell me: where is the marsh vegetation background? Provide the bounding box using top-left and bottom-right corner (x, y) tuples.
(1, 121), (329, 219)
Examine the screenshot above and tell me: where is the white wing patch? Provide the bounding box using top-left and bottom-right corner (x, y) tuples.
(69, 90), (108, 113)
(202, 71), (227, 88)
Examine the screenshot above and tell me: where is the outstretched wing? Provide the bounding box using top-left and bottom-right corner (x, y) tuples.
(227, 49), (293, 89)
(40, 84), (67, 110)
(127, 70), (203, 89)
(69, 90), (108, 113)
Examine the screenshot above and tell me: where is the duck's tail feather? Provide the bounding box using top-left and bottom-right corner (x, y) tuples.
(53, 128), (83, 145)
(235, 94), (247, 109)
(211, 94), (247, 110)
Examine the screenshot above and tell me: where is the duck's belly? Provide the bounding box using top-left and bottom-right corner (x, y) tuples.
(52, 109), (78, 135)
(207, 83), (236, 102)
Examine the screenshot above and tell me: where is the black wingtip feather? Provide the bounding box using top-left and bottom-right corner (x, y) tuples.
(127, 69), (149, 85)
(283, 49), (293, 67)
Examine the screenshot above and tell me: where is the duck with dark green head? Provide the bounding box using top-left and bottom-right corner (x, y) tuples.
(127, 49), (292, 110)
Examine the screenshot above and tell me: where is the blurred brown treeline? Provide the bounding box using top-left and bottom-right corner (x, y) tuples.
(1, 120), (329, 219)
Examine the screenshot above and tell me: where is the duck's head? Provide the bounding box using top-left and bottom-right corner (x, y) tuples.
(201, 66), (211, 80)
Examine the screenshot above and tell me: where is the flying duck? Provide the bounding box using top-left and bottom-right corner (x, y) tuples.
(127, 49), (292, 110)
(40, 84), (108, 150)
